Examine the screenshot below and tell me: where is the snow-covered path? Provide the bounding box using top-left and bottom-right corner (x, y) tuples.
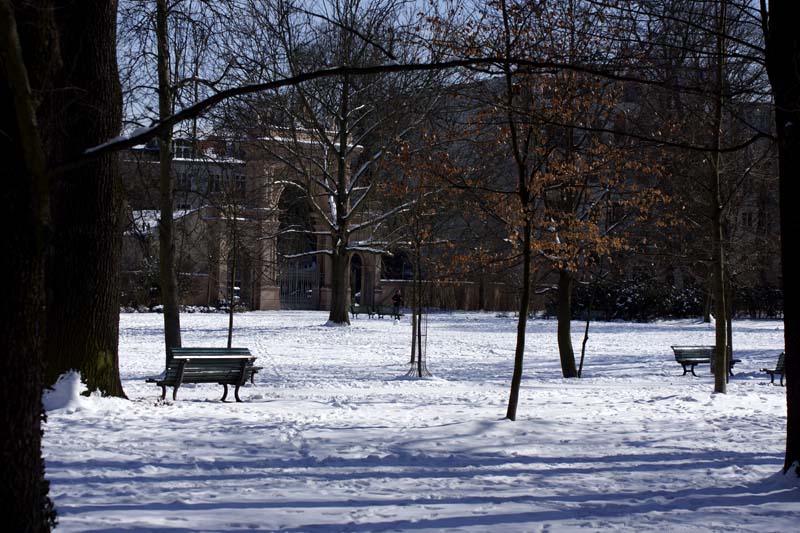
(43, 312), (797, 532)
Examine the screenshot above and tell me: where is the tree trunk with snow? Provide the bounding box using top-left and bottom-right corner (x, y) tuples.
(43, 0), (125, 398)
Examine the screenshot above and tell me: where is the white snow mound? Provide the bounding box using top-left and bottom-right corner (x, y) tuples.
(43, 371), (90, 413)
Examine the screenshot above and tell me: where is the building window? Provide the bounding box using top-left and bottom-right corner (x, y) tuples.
(176, 172), (193, 192)
(209, 174), (222, 193)
(235, 174), (246, 194)
(174, 142), (194, 159)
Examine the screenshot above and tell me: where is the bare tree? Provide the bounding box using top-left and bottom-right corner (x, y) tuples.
(120, 0), (230, 361)
(224, 0), (441, 324)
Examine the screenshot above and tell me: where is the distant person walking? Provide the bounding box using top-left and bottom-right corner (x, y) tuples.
(391, 289), (404, 319)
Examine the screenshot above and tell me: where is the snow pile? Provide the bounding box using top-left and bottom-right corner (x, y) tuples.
(42, 371), (89, 413)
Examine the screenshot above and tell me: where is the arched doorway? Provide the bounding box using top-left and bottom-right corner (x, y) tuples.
(350, 254), (363, 305)
(277, 186), (319, 309)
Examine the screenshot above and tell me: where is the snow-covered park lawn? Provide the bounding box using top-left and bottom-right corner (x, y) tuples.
(43, 311), (798, 532)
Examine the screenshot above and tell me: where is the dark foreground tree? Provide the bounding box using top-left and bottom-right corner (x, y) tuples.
(0, 0), (57, 529)
(43, 1), (125, 396)
(761, 0), (800, 475)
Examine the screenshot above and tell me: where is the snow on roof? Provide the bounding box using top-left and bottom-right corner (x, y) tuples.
(127, 208), (199, 235)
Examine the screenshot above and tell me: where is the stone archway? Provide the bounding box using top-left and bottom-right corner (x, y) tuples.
(277, 186), (319, 309)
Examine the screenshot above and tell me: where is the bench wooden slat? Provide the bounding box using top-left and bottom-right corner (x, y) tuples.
(173, 356), (254, 361)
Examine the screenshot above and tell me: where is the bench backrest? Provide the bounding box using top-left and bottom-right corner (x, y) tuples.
(165, 347), (255, 384)
(164, 355), (256, 383)
(776, 352), (786, 372)
(671, 346), (714, 360)
(170, 347), (251, 357)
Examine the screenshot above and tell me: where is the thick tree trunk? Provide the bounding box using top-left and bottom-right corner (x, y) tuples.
(328, 250), (351, 324)
(326, 71), (352, 326)
(156, 0), (182, 364)
(557, 269), (579, 378)
(762, 0), (799, 473)
(0, 1), (57, 527)
(44, 0), (125, 397)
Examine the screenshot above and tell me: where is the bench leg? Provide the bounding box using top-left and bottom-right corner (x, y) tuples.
(780, 374), (785, 387)
(160, 385), (166, 400)
(221, 383), (229, 402)
(235, 384), (242, 402)
(690, 364), (698, 377)
(172, 385), (179, 401)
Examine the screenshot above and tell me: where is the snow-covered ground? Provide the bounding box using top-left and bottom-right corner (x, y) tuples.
(43, 311), (798, 532)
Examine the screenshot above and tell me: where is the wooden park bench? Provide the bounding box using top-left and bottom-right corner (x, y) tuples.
(671, 345), (741, 377)
(146, 347), (259, 402)
(373, 305), (403, 319)
(761, 352), (785, 386)
(350, 304), (369, 318)
(350, 304), (404, 319)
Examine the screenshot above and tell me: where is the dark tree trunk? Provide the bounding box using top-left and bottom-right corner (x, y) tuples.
(726, 281), (734, 384)
(578, 281), (596, 378)
(557, 269), (579, 378)
(44, 0), (125, 397)
(227, 231), (237, 348)
(326, 73), (351, 326)
(0, 0), (57, 528)
(506, 219), (532, 421)
(156, 0), (182, 364)
(712, 245), (728, 393)
(711, 0), (728, 395)
(762, 0), (800, 474)
(328, 249), (351, 324)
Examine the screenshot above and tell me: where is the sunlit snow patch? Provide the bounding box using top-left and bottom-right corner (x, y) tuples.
(43, 371), (91, 413)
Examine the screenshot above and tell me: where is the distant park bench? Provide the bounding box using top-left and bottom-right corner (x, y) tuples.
(146, 347), (259, 402)
(350, 304), (369, 318)
(761, 352), (785, 386)
(350, 304), (404, 319)
(671, 345), (741, 377)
